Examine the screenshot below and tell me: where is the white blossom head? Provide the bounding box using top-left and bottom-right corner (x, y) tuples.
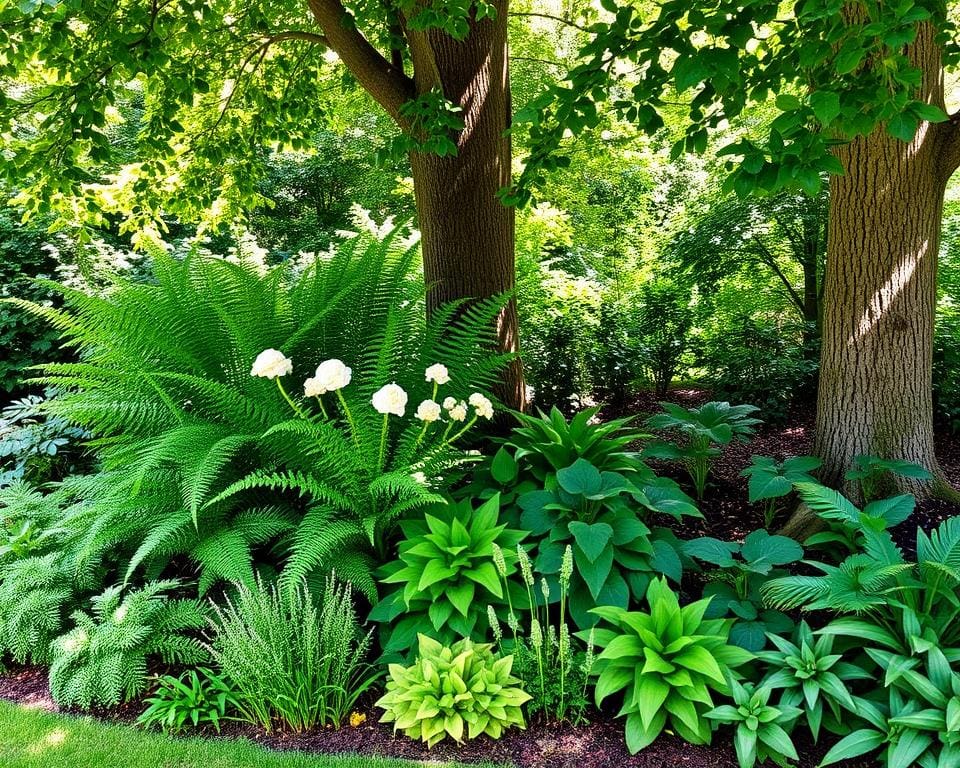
(414, 399), (442, 423)
(371, 382), (408, 417)
(448, 402), (468, 422)
(310, 358), (352, 394)
(442, 396), (457, 410)
(469, 393), (494, 420)
(424, 363), (450, 385)
(251, 349), (293, 380)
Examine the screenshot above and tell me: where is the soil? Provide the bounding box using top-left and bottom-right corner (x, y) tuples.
(0, 387), (954, 767)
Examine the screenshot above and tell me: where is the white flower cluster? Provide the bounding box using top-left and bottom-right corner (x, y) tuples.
(250, 351), (493, 424)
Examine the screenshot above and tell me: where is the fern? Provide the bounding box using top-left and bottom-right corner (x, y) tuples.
(48, 580), (207, 709)
(15, 227), (507, 601)
(0, 553), (74, 664)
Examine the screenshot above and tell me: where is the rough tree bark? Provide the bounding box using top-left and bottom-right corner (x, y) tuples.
(307, 0), (526, 410)
(814, 21), (960, 500)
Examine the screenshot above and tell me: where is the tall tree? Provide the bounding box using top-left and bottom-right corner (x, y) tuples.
(0, 0), (529, 406)
(514, 0), (960, 498)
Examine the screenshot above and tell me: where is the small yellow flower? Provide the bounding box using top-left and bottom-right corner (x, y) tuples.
(349, 711), (367, 727)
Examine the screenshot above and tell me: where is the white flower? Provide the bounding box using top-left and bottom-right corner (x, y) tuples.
(442, 396), (457, 410)
(411, 471), (428, 485)
(414, 399), (442, 423)
(310, 359), (352, 394)
(448, 402), (468, 422)
(303, 377), (324, 397)
(469, 393), (494, 420)
(251, 349), (292, 379)
(371, 382), (408, 417)
(425, 363), (450, 385)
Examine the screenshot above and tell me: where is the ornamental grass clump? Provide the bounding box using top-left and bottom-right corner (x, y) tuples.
(376, 633), (531, 747)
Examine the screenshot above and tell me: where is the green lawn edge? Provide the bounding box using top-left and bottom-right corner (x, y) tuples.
(0, 700), (489, 768)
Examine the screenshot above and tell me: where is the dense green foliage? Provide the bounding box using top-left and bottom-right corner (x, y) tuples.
(137, 667), (241, 734)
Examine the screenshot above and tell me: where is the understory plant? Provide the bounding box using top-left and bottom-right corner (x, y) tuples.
(489, 544), (593, 724)
(15, 229), (508, 603)
(705, 677), (801, 768)
(683, 529), (802, 651)
(645, 401), (761, 499)
(0, 551), (74, 664)
(137, 667), (241, 733)
(376, 633), (531, 747)
(844, 455), (933, 503)
(583, 577), (754, 753)
(49, 580), (207, 709)
(207, 575), (377, 732)
(740, 455), (822, 528)
(370, 494), (527, 656)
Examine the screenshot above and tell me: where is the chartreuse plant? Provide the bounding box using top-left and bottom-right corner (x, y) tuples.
(645, 401), (761, 499)
(683, 530), (802, 651)
(581, 578), (754, 753)
(740, 455), (822, 528)
(518, 457), (697, 628)
(137, 668), (241, 734)
(370, 495), (527, 656)
(756, 621), (867, 741)
(705, 676), (802, 768)
(376, 634), (531, 747)
(49, 580), (208, 709)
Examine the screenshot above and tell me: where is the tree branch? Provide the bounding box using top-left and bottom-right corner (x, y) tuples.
(306, 0), (415, 125)
(508, 11), (589, 32)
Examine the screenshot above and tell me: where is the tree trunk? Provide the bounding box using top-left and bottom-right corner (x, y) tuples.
(405, 1), (526, 411)
(814, 22), (957, 500)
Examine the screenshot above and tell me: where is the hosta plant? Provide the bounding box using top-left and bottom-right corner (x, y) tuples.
(49, 580), (208, 709)
(644, 401), (761, 499)
(705, 677), (802, 768)
(845, 455), (932, 503)
(376, 634), (531, 747)
(756, 621), (866, 741)
(683, 529), (802, 651)
(370, 494), (527, 655)
(581, 577), (754, 753)
(740, 455), (822, 528)
(137, 667), (241, 733)
(517, 457), (697, 628)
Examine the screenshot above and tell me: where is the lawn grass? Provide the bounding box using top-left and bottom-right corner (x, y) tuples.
(0, 700), (467, 768)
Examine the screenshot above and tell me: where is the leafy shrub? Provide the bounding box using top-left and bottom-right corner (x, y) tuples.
(49, 580), (207, 709)
(645, 401), (761, 499)
(844, 455), (932, 503)
(18, 229), (507, 600)
(137, 667), (241, 733)
(934, 307), (960, 433)
(697, 316), (817, 424)
(632, 278), (694, 397)
(0, 394), (88, 485)
(371, 495), (527, 656)
(755, 621), (865, 741)
(207, 575), (376, 732)
(740, 455), (822, 528)
(489, 544), (593, 724)
(683, 530), (802, 651)
(583, 578), (753, 753)
(705, 677), (801, 768)
(588, 302), (636, 409)
(376, 633), (531, 746)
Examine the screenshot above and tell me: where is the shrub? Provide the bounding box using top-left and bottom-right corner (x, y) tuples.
(934, 307), (960, 432)
(682, 529), (802, 651)
(376, 633), (531, 746)
(632, 278), (695, 397)
(740, 455), (822, 528)
(137, 667), (241, 733)
(0, 393), (88, 485)
(371, 495), (527, 656)
(645, 401), (761, 499)
(207, 575), (377, 732)
(49, 580), (207, 709)
(0, 552), (74, 664)
(18, 229), (507, 600)
(583, 577), (753, 753)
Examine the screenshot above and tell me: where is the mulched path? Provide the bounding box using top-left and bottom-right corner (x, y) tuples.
(1, 387), (954, 767)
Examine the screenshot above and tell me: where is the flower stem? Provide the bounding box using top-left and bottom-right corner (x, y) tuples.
(276, 379), (307, 419)
(377, 414), (389, 472)
(314, 396), (329, 420)
(335, 390), (359, 447)
(444, 415), (478, 447)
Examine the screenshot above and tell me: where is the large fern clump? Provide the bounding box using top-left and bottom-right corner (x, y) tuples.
(15, 226), (508, 601)
(49, 579), (207, 709)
